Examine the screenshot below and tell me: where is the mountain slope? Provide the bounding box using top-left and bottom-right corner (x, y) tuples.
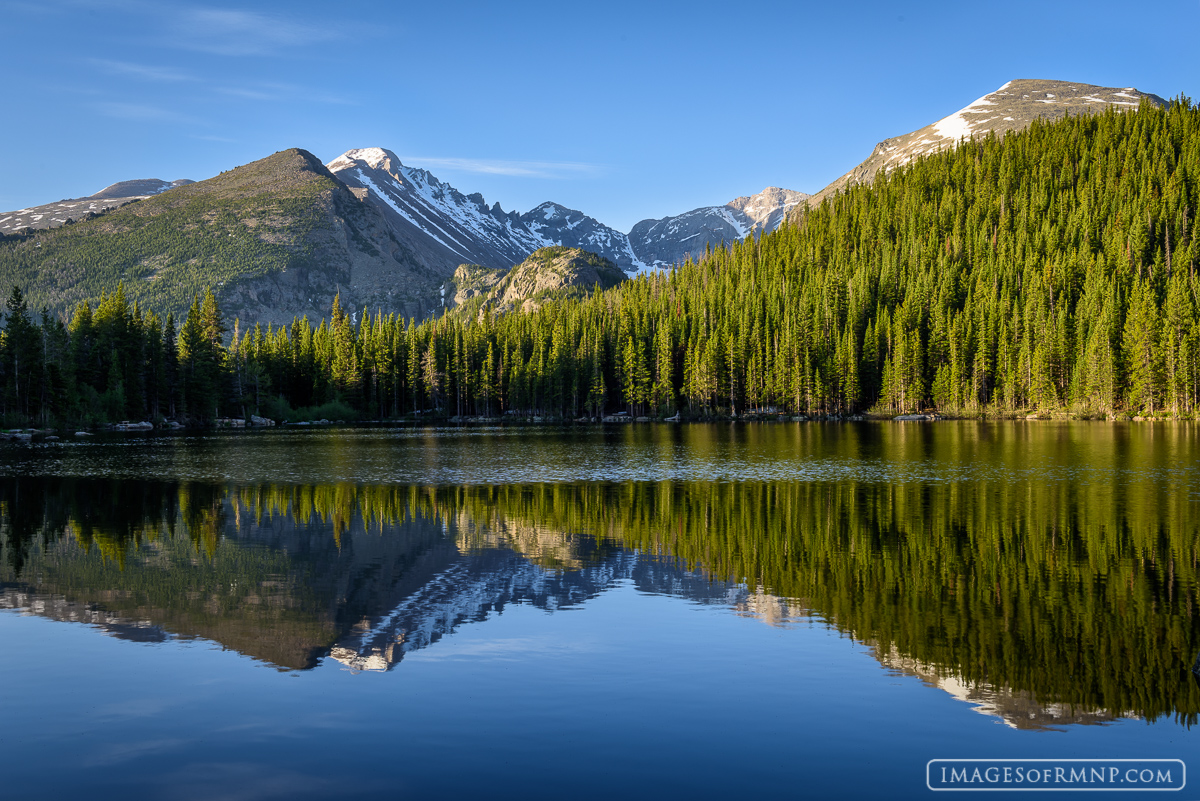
(805, 79), (1167, 207)
(0, 148), (439, 324)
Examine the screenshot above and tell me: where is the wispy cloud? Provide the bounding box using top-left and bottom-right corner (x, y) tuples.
(30, 1), (345, 55)
(170, 7), (340, 56)
(401, 157), (604, 179)
(214, 86), (278, 101)
(214, 81), (355, 105)
(90, 58), (196, 82)
(0, 0), (67, 14)
(92, 101), (198, 124)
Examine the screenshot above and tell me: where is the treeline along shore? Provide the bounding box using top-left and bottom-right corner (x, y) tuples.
(3, 99), (1200, 427)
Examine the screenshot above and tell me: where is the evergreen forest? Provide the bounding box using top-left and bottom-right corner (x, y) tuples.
(3, 98), (1200, 426)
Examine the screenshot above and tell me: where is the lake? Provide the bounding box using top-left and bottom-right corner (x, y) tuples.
(1, 422), (1197, 799)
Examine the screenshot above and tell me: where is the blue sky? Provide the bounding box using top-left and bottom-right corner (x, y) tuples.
(2, 0), (1197, 232)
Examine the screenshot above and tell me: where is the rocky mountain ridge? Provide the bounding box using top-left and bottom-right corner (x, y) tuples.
(326, 147), (805, 275)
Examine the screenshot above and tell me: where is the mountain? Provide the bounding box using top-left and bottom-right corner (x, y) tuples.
(327, 148), (806, 274)
(627, 187), (808, 269)
(0, 178), (194, 235)
(805, 79), (1168, 207)
(3, 146), (807, 316)
(448, 246), (627, 316)
(3, 78), (1166, 324)
(326, 148), (640, 274)
(0, 148), (440, 324)
(0, 479), (806, 674)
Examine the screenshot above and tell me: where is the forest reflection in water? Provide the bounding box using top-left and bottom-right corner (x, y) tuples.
(2, 473), (1198, 731)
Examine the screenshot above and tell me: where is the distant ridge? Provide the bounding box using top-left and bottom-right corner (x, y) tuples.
(627, 186), (808, 270)
(0, 178), (195, 235)
(89, 178), (195, 200)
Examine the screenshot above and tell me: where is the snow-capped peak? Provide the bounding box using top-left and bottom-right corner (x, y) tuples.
(328, 147), (399, 172)
(532, 201), (569, 220)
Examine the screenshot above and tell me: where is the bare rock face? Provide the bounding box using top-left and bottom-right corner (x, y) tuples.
(805, 79), (1167, 208)
(453, 246), (627, 316)
(448, 263), (507, 309)
(207, 150), (441, 326)
(495, 247), (625, 313)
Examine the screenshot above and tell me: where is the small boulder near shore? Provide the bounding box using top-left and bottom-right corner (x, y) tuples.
(112, 421), (154, 431)
(893, 413), (941, 421)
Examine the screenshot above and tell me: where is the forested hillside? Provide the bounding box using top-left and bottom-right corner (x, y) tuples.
(2, 99), (1199, 425)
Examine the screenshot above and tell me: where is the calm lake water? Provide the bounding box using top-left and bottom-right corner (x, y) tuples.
(1, 422), (1197, 800)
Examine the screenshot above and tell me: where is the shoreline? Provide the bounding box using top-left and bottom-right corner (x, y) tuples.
(5, 412), (1199, 440)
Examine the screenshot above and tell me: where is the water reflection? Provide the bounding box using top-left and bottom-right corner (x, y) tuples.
(873, 643), (1140, 731)
(2, 477), (1198, 729)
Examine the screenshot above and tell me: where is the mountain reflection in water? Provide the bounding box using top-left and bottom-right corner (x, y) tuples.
(2, 477), (1198, 730)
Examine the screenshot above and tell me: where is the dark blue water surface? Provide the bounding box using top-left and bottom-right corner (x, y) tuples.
(1, 422), (1196, 800)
